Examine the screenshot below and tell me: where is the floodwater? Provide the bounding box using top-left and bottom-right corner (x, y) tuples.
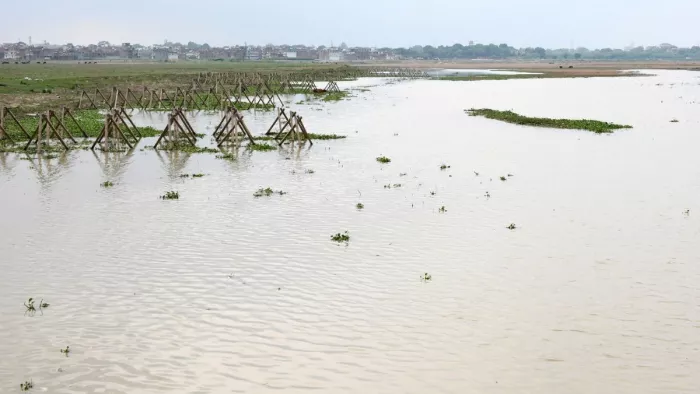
(1, 71), (699, 394)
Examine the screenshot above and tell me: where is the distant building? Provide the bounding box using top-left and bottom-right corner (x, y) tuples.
(2, 49), (18, 60)
(285, 51), (297, 59)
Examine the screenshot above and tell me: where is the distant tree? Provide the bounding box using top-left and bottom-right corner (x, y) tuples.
(201, 43), (210, 50)
(98, 41), (110, 47)
(574, 53), (582, 60)
(563, 52), (569, 60)
(339, 42), (348, 50)
(187, 41), (199, 49)
(534, 47), (546, 58)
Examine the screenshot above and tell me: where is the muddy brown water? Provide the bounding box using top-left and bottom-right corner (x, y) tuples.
(1, 72), (699, 393)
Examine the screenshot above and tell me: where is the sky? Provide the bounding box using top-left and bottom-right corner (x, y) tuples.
(3, 0), (700, 49)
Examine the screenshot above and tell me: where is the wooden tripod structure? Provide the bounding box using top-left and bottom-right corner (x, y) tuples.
(212, 107), (255, 147)
(91, 108), (142, 151)
(268, 110), (313, 146)
(23, 110), (81, 151)
(153, 108), (198, 150)
(323, 81), (341, 93)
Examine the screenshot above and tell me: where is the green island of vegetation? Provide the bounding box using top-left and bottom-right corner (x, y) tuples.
(465, 108), (632, 134)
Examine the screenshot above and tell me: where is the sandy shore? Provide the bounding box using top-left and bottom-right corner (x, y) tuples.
(366, 60), (700, 77)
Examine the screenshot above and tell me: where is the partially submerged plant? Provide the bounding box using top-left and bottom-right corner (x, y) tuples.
(100, 181), (114, 187)
(485, 191), (491, 198)
(249, 143), (277, 152)
(192, 173), (205, 178)
(440, 164), (451, 170)
(466, 108), (632, 134)
(670, 119), (679, 123)
(253, 188), (286, 197)
(376, 156), (391, 164)
(40, 299), (49, 308)
(160, 191), (179, 200)
(356, 203), (364, 210)
(20, 380), (33, 391)
(439, 206), (447, 213)
(430, 191), (436, 196)
(24, 298), (36, 312)
(506, 223), (517, 230)
(500, 176), (507, 181)
(330, 231), (350, 243)
(305, 169), (315, 174)
(60, 346), (70, 355)
(421, 273), (432, 282)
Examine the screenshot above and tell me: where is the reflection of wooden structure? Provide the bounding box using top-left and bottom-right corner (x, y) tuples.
(91, 108), (141, 151)
(153, 108), (198, 149)
(267, 110), (313, 146)
(213, 107), (255, 147)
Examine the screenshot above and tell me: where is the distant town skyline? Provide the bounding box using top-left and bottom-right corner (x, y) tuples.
(3, 0), (700, 49)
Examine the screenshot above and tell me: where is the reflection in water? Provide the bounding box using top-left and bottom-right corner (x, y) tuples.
(0, 152), (17, 173)
(92, 148), (136, 182)
(154, 149), (192, 180)
(24, 151), (73, 189)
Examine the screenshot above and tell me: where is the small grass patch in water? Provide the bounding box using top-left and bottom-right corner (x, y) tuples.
(500, 176), (507, 181)
(466, 108), (632, 134)
(439, 206), (447, 213)
(249, 143), (277, 152)
(376, 156), (391, 163)
(215, 152), (236, 160)
(440, 164), (451, 170)
(100, 181), (114, 187)
(305, 169), (315, 174)
(192, 173), (204, 178)
(384, 183), (403, 189)
(507, 223), (517, 230)
(421, 273), (432, 282)
(160, 191), (179, 200)
(320, 91), (349, 102)
(24, 298), (36, 312)
(330, 231), (350, 243)
(20, 380), (33, 391)
(60, 346), (70, 356)
(253, 188), (286, 198)
(670, 119), (679, 123)
(356, 203), (364, 210)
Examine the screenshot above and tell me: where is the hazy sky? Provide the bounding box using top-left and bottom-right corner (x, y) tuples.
(3, 0), (699, 48)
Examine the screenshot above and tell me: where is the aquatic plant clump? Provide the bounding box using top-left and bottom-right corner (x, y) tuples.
(330, 231), (350, 243)
(20, 380), (33, 391)
(100, 181), (114, 187)
(249, 143), (277, 152)
(421, 273), (432, 282)
(376, 156), (391, 163)
(356, 203), (365, 210)
(253, 188), (287, 197)
(507, 223), (517, 230)
(160, 191), (179, 200)
(466, 108), (632, 134)
(440, 164), (451, 170)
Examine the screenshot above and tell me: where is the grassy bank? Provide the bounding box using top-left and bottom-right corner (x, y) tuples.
(435, 71), (645, 82)
(466, 108), (632, 133)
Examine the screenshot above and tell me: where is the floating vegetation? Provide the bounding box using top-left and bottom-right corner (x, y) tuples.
(330, 231), (350, 243)
(670, 119), (679, 123)
(399, 173), (407, 177)
(376, 156), (391, 164)
(305, 169), (315, 174)
(421, 273), (432, 282)
(384, 183), (403, 189)
(60, 346), (70, 355)
(100, 181), (114, 188)
(40, 300), (49, 308)
(24, 298), (36, 312)
(249, 143), (277, 152)
(440, 164), (451, 170)
(430, 191), (436, 196)
(321, 91), (350, 102)
(485, 191), (491, 198)
(215, 153), (236, 160)
(20, 380), (33, 391)
(683, 209), (690, 216)
(466, 108), (632, 134)
(44, 154), (59, 160)
(253, 187), (287, 198)
(474, 171), (480, 176)
(160, 191), (179, 200)
(439, 206), (447, 213)
(500, 176), (507, 181)
(506, 223), (517, 230)
(192, 173), (205, 178)
(356, 203), (365, 210)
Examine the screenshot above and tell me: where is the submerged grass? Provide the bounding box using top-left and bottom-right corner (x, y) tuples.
(249, 143), (277, 152)
(466, 108), (632, 134)
(320, 91), (350, 102)
(1, 109), (160, 141)
(253, 187), (287, 197)
(160, 191), (179, 200)
(376, 156), (391, 163)
(100, 181), (114, 187)
(330, 231), (350, 243)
